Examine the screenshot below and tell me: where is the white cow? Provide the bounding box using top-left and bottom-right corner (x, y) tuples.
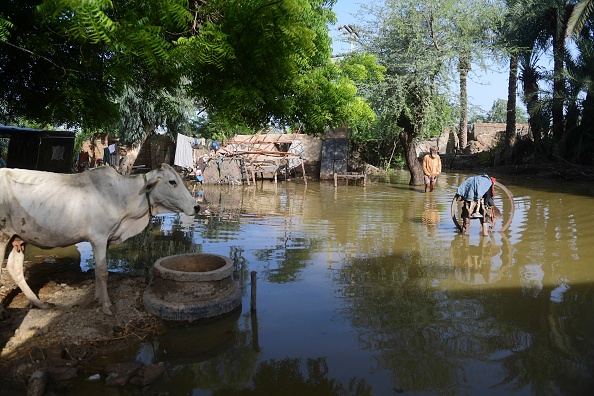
(0, 163), (199, 315)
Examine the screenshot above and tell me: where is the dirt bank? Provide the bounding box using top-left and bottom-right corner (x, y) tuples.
(0, 259), (166, 393)
(489, 163), (594, 181)
(445, 154), (594, 181)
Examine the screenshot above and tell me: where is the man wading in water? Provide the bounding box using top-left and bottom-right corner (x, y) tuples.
(422, 146), (442, 193)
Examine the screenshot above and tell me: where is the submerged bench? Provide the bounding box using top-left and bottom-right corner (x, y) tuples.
(333, 172), (366, 187)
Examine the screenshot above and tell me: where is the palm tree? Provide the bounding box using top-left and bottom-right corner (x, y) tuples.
(450, 0), (504, 153)
(504, 53), (518, 164)
(519, 51), (546, 156)
(501, 0), (548, 162)
(458, 53), (471, 152)
(499, 0), (522, 164)
(546, 1), (573, 150)
(503, 0), (579, 161)
(564, 34), (594, 163)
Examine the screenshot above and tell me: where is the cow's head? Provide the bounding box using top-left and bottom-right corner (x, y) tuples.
(140, 164), (200, 216)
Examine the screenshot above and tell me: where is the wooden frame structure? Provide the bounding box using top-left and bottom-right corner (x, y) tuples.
(222, 132), (308, 185)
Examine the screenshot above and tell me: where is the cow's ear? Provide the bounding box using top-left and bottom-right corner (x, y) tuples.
(139, 178), (160, 195)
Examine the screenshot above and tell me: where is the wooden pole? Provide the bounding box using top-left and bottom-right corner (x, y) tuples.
(250, 271), (257, 312)
(251, 309), (261, 352)
(243, 159), (250, 186)
(301, 160), (307, 185)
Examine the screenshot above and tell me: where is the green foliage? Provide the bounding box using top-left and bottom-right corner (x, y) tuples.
(473, 99), (528, 123)
(423, 93), (454, 140)
(448, 0), (506, 68)
(2, 0), (379, 145)
(360, 1), (454, 129)
(346, 0), (456, 170)
(37, 0), (116, 44)
(0, 15), (13, 41)
(486, 99), (508, 123)
(181, 0), (368, 134)
(109, 75), (200, 146)
(74, 129), (95, 154)
(567, 0), (594, 38)
(0, 1), (120, 129)
(193, 115), (256, 143)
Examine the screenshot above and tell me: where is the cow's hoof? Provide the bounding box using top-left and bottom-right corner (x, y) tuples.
(102, 306), (113, 316)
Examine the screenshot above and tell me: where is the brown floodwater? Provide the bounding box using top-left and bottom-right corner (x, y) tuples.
(49, 170), (594, 394)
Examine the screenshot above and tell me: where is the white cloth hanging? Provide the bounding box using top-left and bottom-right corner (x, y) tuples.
(174, 133), (195, 168)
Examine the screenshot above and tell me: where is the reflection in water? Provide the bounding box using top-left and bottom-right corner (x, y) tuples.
(153, 308), (242, 365)
(422, 193), (441, 225)
(50, 174), (594, 394)
(449, 234), (510, 285)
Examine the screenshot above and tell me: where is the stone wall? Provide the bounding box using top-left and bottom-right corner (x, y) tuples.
(417, 122), (531, 158)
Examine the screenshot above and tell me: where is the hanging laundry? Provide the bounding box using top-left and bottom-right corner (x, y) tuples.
(103, 147), (111, 165)
(174, 133), (195, 169)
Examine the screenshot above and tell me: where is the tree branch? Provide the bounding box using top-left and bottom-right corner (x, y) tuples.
(1, 41), (80, 76)
(425, 11), (440, 51)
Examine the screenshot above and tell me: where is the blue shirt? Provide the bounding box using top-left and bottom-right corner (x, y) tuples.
(456, 174), (492, 201)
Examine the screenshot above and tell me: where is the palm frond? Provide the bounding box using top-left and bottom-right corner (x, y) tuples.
(566, 0), (594, 38)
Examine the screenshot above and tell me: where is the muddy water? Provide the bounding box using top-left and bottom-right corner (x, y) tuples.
(64, 171), (594, 394)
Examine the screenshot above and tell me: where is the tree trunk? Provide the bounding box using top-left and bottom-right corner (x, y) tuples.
(578, 92), (594, 164)
(458, 55), (471, 153)
(398, 114), (424, 186)
(504, 54), (518, 165)
(551, 7), (567, 153)
(522, 60), (542, 158)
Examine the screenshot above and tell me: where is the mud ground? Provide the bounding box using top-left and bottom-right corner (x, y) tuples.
(0, 257), (166, 393)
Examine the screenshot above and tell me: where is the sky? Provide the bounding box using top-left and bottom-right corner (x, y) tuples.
(328, 0), (512, 114)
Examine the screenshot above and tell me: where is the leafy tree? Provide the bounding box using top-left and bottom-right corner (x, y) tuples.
(180, 0), (381, 134)
(1, 0), (379, 155)
(547, 0), (573, 152)
(481, 99), (528, 123)
(357, 0), (453, 184)
(194, 114), (256, 144)
(501, 0), (594, 166)
(0, 0), (120, 129)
